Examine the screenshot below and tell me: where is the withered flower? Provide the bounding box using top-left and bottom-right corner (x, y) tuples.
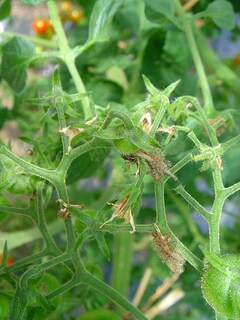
(59, 116), (98, 153)
(100, 196), (136, 233)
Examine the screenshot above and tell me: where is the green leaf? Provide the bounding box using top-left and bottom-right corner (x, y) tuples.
(66, 149), (108, 184)
(205, 0), (235, 30)
(1, 37), (35, 92)
(0, 0), (11, 20)
(88, 0), (124, 42)
(144, 0), (174, 24)
(86, 79), (124, 106)
(20, 0), (47, 5)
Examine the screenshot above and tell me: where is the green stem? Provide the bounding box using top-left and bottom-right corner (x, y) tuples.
(32, 51), (61, 61)
(47, 1), (69, 54)
(224, 181), (240, 197)
(19, 254), (68, 288)
(1, 31), (58, 48)
(221, 134), (240, 152)
(111, 162), (146, 297)
(195, 27), (240, 98)
(0, 251), (46, 275)
(66, 58), (92, 118)
(111, 233), (133, 297)
(36, 185), (61, 252)
(55, 182), (77, 251)
(209, 190), (226, 254)
(53, 92), (69, 156)
(47, 0), (91, 118)
(57, 138), (99, 173)
(185, 97), (219, 146)
(0, 146), (57, 184)
(101, 110), (134, 130)
(166, 185), (207, 245)
(172, 0), (215, 114)
(154, 181), (203, 271)
(84, 273), (147, 320)
(212, 167), (224, 194)
(126, 38), (148, 97)
(163, 153), (192, 182)
(154, 181), (168, 230)
(100, 223), (155, 233)
(46, 274), (80, 300)
(0, 205), (29, 216)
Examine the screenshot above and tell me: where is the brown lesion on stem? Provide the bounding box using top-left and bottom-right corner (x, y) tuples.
(152, 224), (185, 275)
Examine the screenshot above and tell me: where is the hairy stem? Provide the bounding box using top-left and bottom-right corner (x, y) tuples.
(47, 0), (91, 118)
(111, 233), (133, 297)
(84, 272), (147, 320)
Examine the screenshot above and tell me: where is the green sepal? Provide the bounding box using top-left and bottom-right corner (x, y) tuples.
(95, 232), (110, 261)
(201, 247), (240, 277)
(143, 75), (180, 99)
(142, 74), (161, 96)
(205, 0), (235, 30)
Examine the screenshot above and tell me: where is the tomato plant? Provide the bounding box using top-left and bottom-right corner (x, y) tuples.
(0, 0), (240, 319)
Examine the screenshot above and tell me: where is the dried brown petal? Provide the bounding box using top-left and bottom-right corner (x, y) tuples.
(58, 208), (71, 220)
(140, 112), (152, 133)
(100, 196), (136, 233)
(137, 150), (177, 181)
